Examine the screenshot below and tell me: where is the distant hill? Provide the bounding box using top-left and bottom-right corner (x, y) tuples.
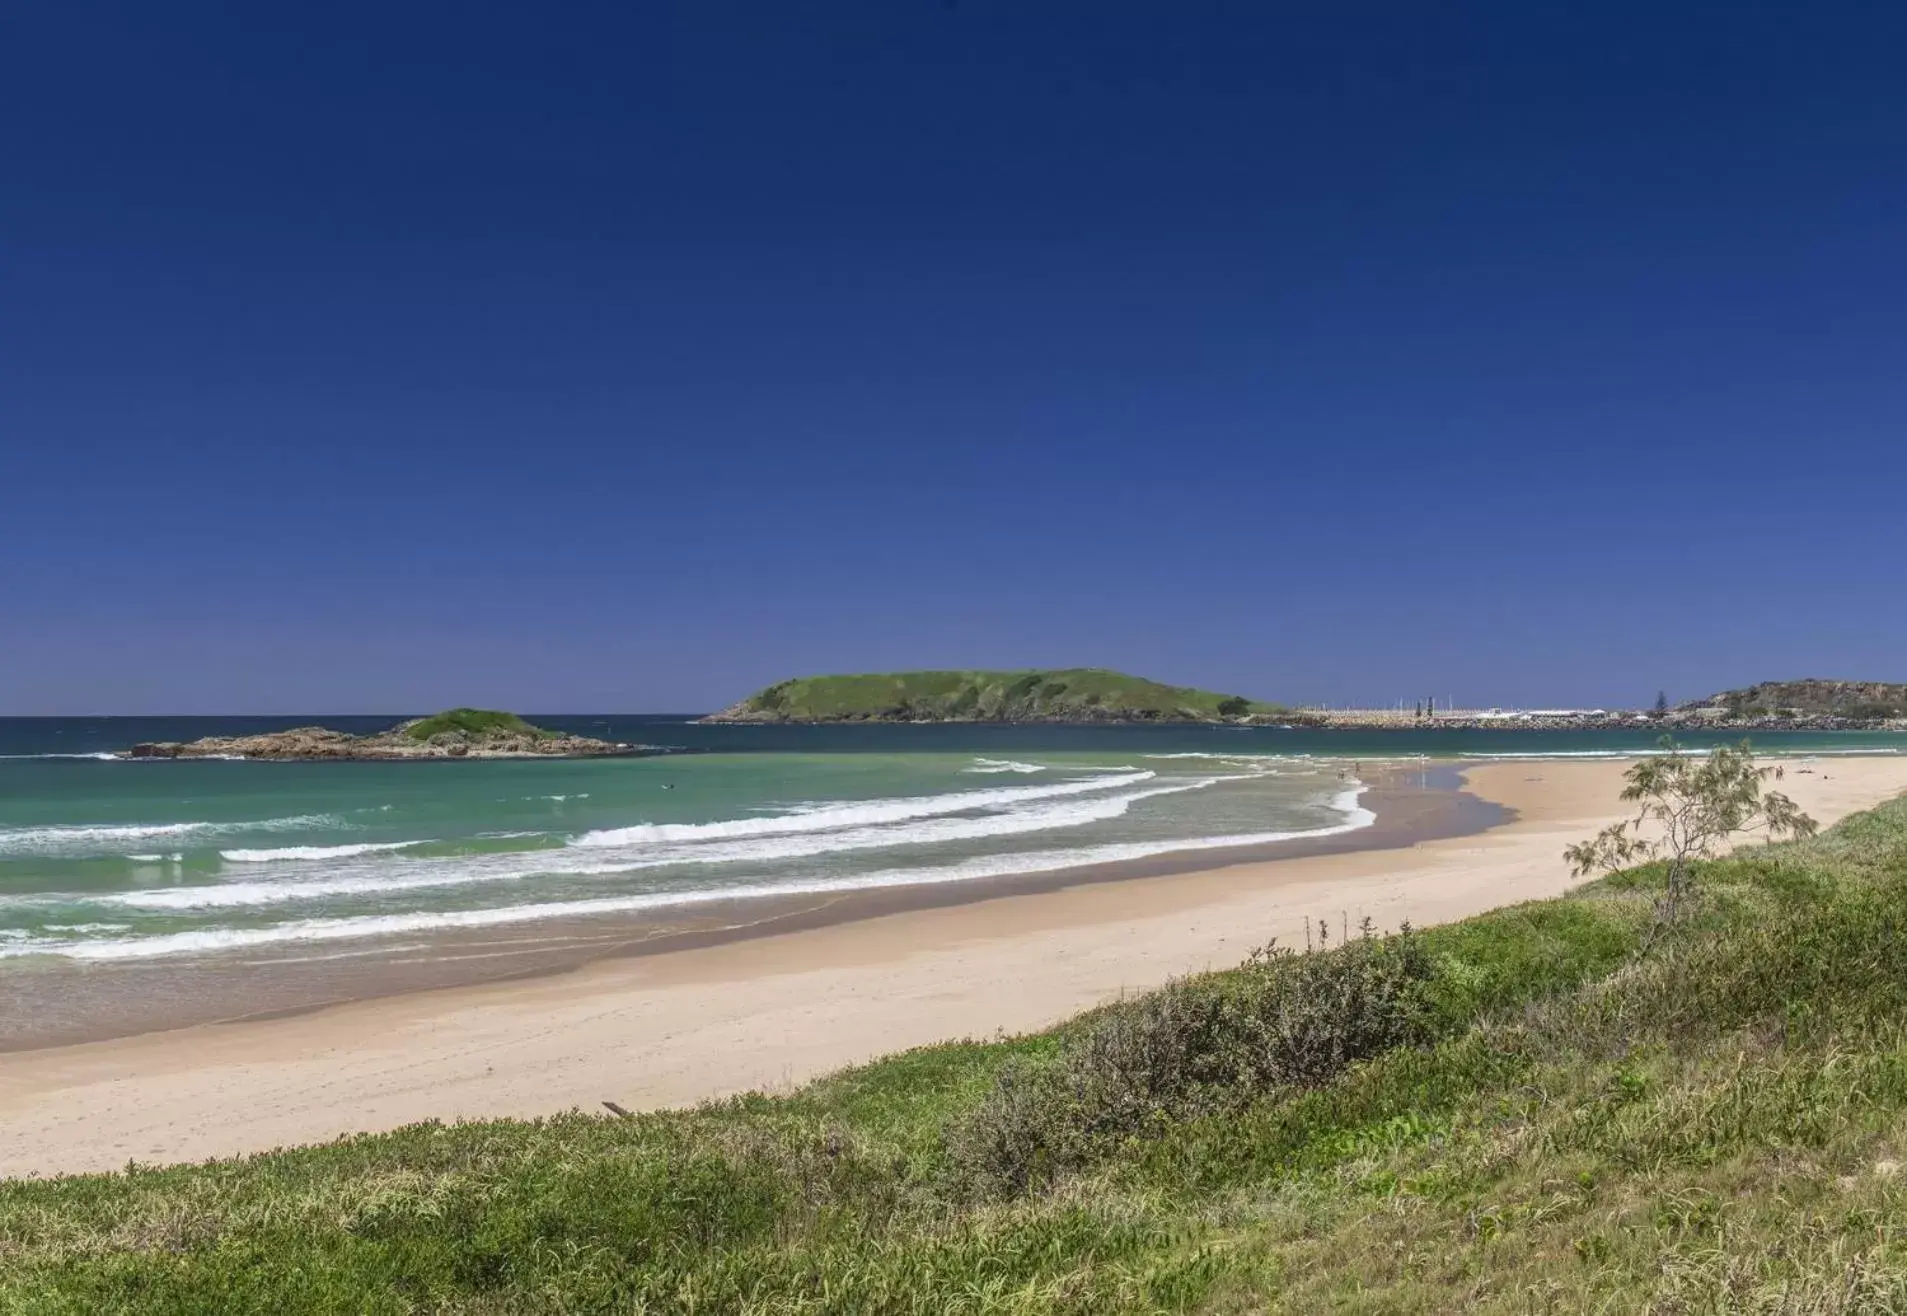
(1687, 679), (1907, 722)
(703, 668), (1286, 723)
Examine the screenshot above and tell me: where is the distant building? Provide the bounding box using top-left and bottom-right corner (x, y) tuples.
(1475, 708), (1609, 722)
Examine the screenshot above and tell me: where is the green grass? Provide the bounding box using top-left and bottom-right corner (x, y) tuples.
(6, 797), (1907, 1312)
(401, 709), (554, 742)
(718, 668), (1286, 722)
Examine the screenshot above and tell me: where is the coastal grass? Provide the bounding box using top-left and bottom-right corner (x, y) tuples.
(726, 668), (1286, 723)
(6, 800), (1907, 1311)
(402, 709), (553, 742)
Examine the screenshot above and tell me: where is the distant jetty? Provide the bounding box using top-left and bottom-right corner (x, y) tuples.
(1300, 679), (1907, 732)
(124, 709), (672, 761)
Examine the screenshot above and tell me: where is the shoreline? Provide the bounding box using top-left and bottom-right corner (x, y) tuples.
(0, 763), (1496, 1053)
(5, 756), (1907, 1177)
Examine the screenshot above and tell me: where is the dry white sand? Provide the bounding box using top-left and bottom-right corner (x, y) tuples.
(4, 756), (1904, 1178)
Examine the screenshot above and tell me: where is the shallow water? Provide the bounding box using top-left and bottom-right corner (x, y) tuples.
(2, 717), (1899, 968)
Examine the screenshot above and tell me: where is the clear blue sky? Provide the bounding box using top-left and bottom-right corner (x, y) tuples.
(4, 2), (1904, 714)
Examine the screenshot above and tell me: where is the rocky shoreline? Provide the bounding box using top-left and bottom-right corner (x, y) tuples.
(123, 719), (671, 762)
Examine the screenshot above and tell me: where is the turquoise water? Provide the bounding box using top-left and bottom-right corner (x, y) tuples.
(3, 717), (1902, 966)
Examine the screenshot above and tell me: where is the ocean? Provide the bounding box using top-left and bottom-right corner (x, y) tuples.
(3, 716), (1903, 1045)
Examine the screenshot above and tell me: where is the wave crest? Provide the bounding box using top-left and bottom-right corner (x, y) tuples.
(0, 815), (340, 858)
(221, 841), (418, 863)
(16, 786), (1375, 960)
(568, 770), (1155, 848)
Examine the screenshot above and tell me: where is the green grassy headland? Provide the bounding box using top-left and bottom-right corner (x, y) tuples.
(7, 796), (1907, 1310)
(709, 668), (1286, 722)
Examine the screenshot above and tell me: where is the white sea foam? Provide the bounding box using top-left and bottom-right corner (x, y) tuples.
(105, 776), (1234, 911)
(1789, 746), (1907, 756)
(220, 841), (418, 863)
(0, 814), (340, 858)
(255, 943), (434, 965)
(12, 788), (1375, 960)
(1142, 752), (1299, 767)
(0, 752), (120, 761)
(1460, 746), (1907, 762)
(1144, 752), (1279, 760)
(568, 770), (1157, 848)
(1459, 749), (1654, 761)
(6, 822), (199, 846)
(127, 852), (185, 863)
(1141, 752), (1304, 774)
(963, 758), (1047, 774)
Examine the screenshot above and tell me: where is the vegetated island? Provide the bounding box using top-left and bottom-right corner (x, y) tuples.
(124, 708), (667, 761)
(702, 668), (1287, 724)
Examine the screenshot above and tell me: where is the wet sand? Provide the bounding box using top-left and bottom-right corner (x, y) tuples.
(0, 764), (1496, 1052)
(4, 757), (1905, 1178)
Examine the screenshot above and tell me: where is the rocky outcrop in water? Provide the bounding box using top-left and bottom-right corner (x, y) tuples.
(123, 711), (661, 761)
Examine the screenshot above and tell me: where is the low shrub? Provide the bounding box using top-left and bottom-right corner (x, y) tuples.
(947, 921), (1438, 1194)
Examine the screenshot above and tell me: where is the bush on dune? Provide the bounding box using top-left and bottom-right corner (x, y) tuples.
(947, 921), (1439, 1195)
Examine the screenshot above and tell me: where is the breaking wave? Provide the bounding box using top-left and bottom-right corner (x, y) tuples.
(568, 770), (1156, 848)
(0, 752), (120, 761)
(102, 776), (1228, 911)
(6, 787), (1373, 960)
(0, 815), (339, 858)
(220, 841), (420, 863)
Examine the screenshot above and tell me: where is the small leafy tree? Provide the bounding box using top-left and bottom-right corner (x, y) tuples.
(1565, 738), (1816, 927)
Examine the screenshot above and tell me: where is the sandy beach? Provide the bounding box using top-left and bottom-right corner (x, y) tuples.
(5, 755), (1906, 1179)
